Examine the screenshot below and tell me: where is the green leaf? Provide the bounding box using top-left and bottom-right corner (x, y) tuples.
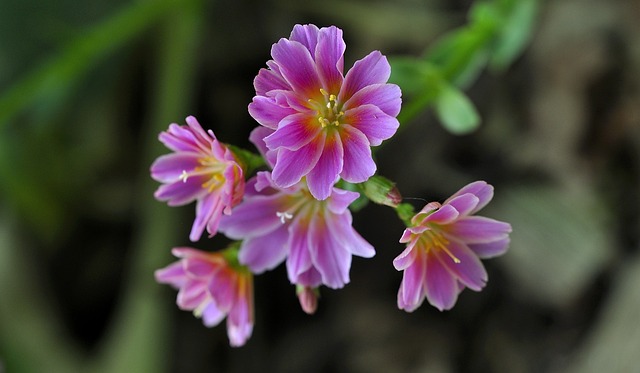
(434, 83), (480, 135)
(388, 57), (438, 97)
(489, 0), (538, 71)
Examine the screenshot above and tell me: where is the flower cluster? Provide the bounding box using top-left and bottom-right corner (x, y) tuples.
(151, 24), (511, 348)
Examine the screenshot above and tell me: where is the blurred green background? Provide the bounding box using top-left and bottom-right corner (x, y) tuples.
(1, 0), (639, 372)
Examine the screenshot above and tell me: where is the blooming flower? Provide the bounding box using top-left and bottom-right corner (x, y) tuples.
(155, 247), (254, 347)
(150, 116), (245, 241)
(218, 171), (375, 290)
(248, 24), (402, 200)
(393, 181), (512, 312)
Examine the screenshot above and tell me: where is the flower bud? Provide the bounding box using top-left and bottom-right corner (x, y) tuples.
(296, 285), (319, 315)
(359, 175), (402, 208)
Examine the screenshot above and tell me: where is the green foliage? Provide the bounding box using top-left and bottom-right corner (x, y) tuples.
(389, 0), (538, 134)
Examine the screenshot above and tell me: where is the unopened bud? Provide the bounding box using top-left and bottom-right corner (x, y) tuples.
(296, 285), (319, 315)
(359, 175), (402, 208)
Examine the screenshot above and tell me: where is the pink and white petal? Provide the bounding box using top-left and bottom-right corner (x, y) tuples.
(238, 225), (289, 273)
(185, 116), (212, 142)
(425, 204), (459, 225)
(342, 105), (399, 146)
(271, 132), (325, 188)
(248, 96), (296, 130)
(183, 256), (218, 277)
(289, 24), (320, 54)
(468, 237), (511, 258)
(306, 130), (344, 200)
(393, 241), (418, 270)
(271, 39), (322, 98)
(208, 271), (237, 313)
(339, 51), (391, 102)
(254, 63), (291, 96)
(172, 247), (218, 260)
(153, 177), (207, 206)
(189, 193), (225, 241)
(425, 252), (459, 311)
(315, 26), (345, 94)
(227, 294), (254, 347)
(325, 210), (375, 258)
(397, 280), (425, 312)
(326, 188), (359, 214)
(308, 215), (351, 289)
(339, 124), (376, 183)
(176, 280), (208, 310)
(445, 193), (480, 217)
(249, 127), (276, 168)
(445, 181), (494, 214)
(159, 125), (203, 153)
(343, 83), (402, 117)
(399, 229), (414, 244)
(155, 261), (187, 287)
(264, 113), (321, 151)
(201, 302), (226, 327)
(400, 253), (427, 310)
(295, 267), (323, 288)
(218, 194), (285, 239)
(287, 217), (314, 283)
(446, 216), (512, 244)
(434, 239), (487, 291)
(150, 153), (201, 183)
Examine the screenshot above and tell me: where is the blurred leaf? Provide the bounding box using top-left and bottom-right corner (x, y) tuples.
(0, 0), (190, 125)
(388, 57), (439, 97)
(489, 0), (538, 71)
(434, 82), (480, 135)
(494, 182), (613, 307)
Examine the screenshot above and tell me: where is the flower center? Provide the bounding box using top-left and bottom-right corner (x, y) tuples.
(310, 88), (344, 128)
(179, 156), (227, 192)
(422, 229), (461, 263)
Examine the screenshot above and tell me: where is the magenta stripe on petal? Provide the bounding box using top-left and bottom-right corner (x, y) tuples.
(425, 252), (459, 311)
(254, 64), (291, 96)
(271, 131), (325, 188)
(343, 83), (401, 117)
(306, 130), (344, 200)
(469, 237), (511, 259)
(447, 216), (512, 244)
(325, 188), (359, 214)
(435, 239), (487, 291)
(325, 210), (375, 258)
(315, 26), (345, 95)
(339, 124), (376, 183)
(238, 225), (289, 273)
(154, 177), (207, 206)
(150, 152), (201, 183)
(271, 38), (322, 98)
(190, 193), (224, 241)
(287, 217), (314, 282)
(264, 113), (321, 151)
(289, 24), (320, 54)
(343, 104), (399, 146)
(248, 96), (297, 130)
(218, 194), (284, 239)
(155, 262), (187, 287)
(308, 214), (351, 289)
(425, 204), (459, 225)
(339, 51), (391, 102)
(445, 181), (494, 214)
(445, 193), (480, 217)
(400, 252), (427, 310)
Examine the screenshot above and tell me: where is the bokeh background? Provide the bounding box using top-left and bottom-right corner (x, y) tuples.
(1, 0), (639, 372)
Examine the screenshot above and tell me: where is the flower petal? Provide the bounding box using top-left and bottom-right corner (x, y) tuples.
(150, 152), (201, 183)
(248, 96), (297, 130)
(153, 176), (207, 206)
(264, 113), (321, 151)
(218, 194), (284, 239)
(425, 204), (459, 225)
(343, 83), (401, 117)
(445, 181), (494, 214)
(289, 24), (320, 54)
(254, 60), (291, 96)
(155, 261), (187, 287)
(446, 216), (512, 244)
(445, 193), (480, 217)
(306, 130), (344, 200)
(239, 225), (289, 273)
(469, 237), (511, 258)
(399, 252), (426, 311)
(308, 213), (351, 288)
(339, 124), (376, 183)
(287, 216), (313, 282)
(434, 239), (487, 291)
(271, 38), (322, 98)
(271, 131), (325, 188)
(201, 302), (225, 327)
(325, 209), (375, 258)
(425, 252), (459, 311)
(339, 51), (391, 102)
(315, 26), (345, 94)
(343, 104), (399, 146)
(393, 240), (417, 270)
(326, 188), (359, 214)
(190, 192), (224, 241)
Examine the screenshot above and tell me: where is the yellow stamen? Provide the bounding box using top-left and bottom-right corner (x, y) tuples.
(428, 231), (461, 263)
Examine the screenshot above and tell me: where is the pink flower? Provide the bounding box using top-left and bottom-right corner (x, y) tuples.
(393, 181), (512, 312)
(249, 24), (402, 200)
(218, 171), (375, 289)
(150, 116), (245, 241)
(155, 247), (254, 347)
